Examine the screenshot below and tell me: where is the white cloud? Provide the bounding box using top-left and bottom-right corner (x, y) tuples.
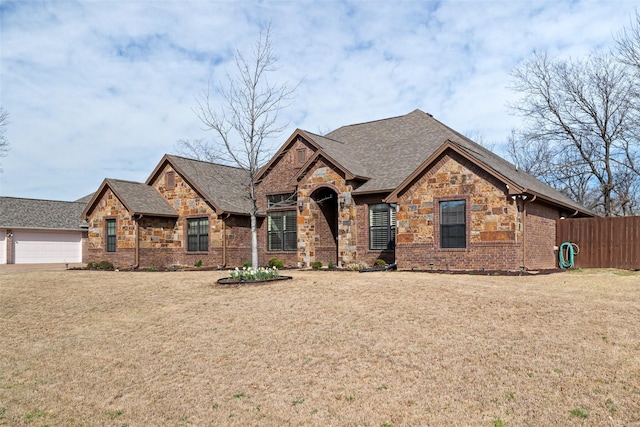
(0, 0), (636, 200)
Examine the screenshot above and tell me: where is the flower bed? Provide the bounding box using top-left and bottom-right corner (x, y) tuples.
(217, 266), (293, 285)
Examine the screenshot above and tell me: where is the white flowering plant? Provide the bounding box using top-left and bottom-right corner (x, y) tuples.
(229, 266), (280, 281)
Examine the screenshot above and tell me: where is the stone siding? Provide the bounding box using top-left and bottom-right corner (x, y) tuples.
(395, 151), (526, 270)
(296, 157), (356, 267)
(86, 188), (137, 268)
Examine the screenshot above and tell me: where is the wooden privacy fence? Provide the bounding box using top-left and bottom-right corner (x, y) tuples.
(556, 216), (640, 270)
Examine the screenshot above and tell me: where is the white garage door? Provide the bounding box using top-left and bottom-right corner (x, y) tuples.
(13, 230), (82, 264)
(0, 230), (6, 264)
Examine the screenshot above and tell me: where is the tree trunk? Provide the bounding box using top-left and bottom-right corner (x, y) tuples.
(251, 213), (258, 270)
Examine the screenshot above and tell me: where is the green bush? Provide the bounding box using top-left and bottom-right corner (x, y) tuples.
(94, 260), (114, 270)
(98, 260), (115, 270)
(268, 258), (284, 269)
(243, 261), (252, 268)
(311, 261), (323, 270)
(86, 261), (99, 270)
(375, 259), (387, 267)
(328, 261), (336, 269)
(194, 259), (203, 268)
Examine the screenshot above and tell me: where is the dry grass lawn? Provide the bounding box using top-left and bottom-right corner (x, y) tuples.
(1, 268), (639, 426)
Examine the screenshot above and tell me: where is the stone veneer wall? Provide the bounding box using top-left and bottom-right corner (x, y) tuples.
(149, 164), (225, 268)
(86, 188), (137, 268)
(296, 158), (356, 267)
(395, 151), (525, 271)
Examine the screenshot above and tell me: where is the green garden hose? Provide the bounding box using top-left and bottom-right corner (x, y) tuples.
(559, 242), (577, 268)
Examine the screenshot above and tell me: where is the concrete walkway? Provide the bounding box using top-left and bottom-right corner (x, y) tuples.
(0, 263), (85, 274)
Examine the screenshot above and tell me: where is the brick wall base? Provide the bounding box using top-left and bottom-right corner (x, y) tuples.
(397, 242), (523, 271)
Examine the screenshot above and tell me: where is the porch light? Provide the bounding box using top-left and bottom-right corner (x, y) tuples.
(298, 199), (304, 213)
(339, 195), (345, 209)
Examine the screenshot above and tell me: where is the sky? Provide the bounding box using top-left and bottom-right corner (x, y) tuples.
(0, 0), (637, 201)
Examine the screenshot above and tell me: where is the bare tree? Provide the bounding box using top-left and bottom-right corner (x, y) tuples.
(508, 50), (640, 216)
(178, 23), (296, 269)
(0, 108), (9, 171)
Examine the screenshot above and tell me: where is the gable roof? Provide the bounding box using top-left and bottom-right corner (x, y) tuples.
(0, 196), (88, 231)
(301, 109), (591, 215)
(82, 178), (178, 219)
(147, 155), (253, 215)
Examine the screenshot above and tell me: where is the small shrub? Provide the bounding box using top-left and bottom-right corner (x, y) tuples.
(268, 258), (284, 269)
(311, 261), (323, 270)
(328, 261), (336, 269)
(97, 260), (114, 270)
(375, 259), (386, 267)
(86, 261), (99, 270)
(194, 259), (202, 268)
(243, 261), (252, 268)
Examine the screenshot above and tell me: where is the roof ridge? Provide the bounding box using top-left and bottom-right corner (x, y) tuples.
(328, 109), (431, 133)
(0, 195), (85, 204)
(106, 178), (147, 185)
(167, 154), (245, 171)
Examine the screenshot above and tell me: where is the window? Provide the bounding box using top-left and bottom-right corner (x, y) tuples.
(187, 217), (208, 252)
(166, 171), (175, 190)
(440, 200), (466, 248)
(268, 211), (297, 251)
(369, 204), (396, 250)
(267, 193), (297, 208)
(106, 219), (116, 252)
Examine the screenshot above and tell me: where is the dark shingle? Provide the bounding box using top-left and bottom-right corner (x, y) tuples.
(322, 109), (590, 214)
(165, 155), (253, 215)
(105, 179), (177, 217)
(0, 197), (87, 230)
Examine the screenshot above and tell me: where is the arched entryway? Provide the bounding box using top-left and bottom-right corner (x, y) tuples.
(310, 187), (338, 265)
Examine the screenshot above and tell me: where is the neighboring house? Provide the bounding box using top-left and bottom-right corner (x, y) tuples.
(0, 197), (88, 264)
(85, 109), (594, 271)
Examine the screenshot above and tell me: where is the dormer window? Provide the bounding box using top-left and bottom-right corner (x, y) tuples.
(166, 171), (175, 190)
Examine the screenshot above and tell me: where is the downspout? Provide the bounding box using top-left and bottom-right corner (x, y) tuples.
(133, 214), (141, 270)
(221, 213), (231, 268)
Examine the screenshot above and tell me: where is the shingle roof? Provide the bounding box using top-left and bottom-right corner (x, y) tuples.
(321, 109), (591, 214)
(160, 155), (253, 215)
(299, 131), (370, 179)
(104, 179), (178, 217)
(325, 109), (468, 192)
(0, 197), (87, 230)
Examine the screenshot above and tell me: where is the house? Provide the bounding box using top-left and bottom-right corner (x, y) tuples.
(0, 197), (88, 264)
(84, 109), (593, 271)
